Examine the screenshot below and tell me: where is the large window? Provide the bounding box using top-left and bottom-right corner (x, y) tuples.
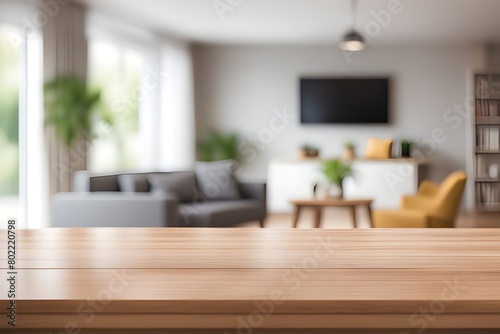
(0, 24), (21, 223)
(88, 39), (143, 172)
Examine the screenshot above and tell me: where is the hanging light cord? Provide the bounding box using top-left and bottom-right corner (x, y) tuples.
(351, 0), (357, 30)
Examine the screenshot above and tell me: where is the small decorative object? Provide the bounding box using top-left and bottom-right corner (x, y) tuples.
(321, 159), (354, 199)
(343, 141), (356, 160)
(489, 164), (499, 179)
(300, 143), (320, 158)
(400, 140), (413, 158)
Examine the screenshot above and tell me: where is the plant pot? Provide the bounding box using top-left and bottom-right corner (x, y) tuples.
(300, 149), (319, 158)
(308, 149), (319, 158)
(343, 147), (356, 160)
(325, 183), (344, 199)
(401, 143), (412, 158)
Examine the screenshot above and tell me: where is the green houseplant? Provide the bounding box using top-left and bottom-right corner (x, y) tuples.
(198, 131), (241, 162)
(321, 159), (354, 199)
(44, 74), (112, 147)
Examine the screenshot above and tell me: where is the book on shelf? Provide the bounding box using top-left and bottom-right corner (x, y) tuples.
(477, 183), (500, 204)
(476, 155), (488, 178)
(475, 100), (500, 117)
(476, 76), (490, 99)
(476, 126), (500, 151)
(492, 100), (499, 116)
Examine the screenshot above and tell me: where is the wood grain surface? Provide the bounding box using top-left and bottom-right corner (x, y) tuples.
(0, 228), (499, 331)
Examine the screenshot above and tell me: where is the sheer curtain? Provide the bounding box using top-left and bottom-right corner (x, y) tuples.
(43, 2), (88, 194)
(159, 39), (196, 170)
(85, 15), (196, 173)
(87, 12), (196, 171)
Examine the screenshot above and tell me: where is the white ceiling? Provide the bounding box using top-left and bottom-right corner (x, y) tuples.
(78, 0), (500, 46)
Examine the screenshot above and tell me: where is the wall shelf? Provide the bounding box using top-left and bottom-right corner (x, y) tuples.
(476, 116), (500, 125)
(475, 178), (500, 183)
(475, 150), (500, 154)
(475, 203), (500, 212)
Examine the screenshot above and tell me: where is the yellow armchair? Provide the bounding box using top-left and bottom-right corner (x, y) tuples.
(373, 171), (467, 228)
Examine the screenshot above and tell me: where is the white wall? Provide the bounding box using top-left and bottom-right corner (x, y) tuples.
(194, 45), (472, 184)
(487, 45), (500, 68)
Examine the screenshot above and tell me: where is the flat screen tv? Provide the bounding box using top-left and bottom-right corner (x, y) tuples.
(300, 78), (389, 124)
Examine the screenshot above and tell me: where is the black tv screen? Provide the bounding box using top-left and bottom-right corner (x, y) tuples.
(300, 78), (389, 124)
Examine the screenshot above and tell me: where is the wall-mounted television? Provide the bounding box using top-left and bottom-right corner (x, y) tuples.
(300, 78), (389, 124)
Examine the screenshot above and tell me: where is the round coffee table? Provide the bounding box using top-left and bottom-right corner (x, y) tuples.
(290, 198), (374, 228)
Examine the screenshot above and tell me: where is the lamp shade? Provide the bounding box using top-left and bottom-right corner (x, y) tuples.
(339, 30), (366, 51)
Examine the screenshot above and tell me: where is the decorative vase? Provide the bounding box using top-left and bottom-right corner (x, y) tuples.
(343, 147), (355, 160)
(325, 183), (344, 199)
(489, 164), (499, 179)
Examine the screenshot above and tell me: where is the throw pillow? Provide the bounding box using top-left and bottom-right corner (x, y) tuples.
(365, 138), (393, 159)
(195, 160), (242, 201)
(148, 172), (197, 203)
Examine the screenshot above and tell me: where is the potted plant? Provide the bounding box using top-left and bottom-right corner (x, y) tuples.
(300, 143), (320, 158)
(343, 141), (356, 160)
(321, 159), (353, 199)
(400, 140), (413, 158)
(198, 131), (241, 162)
(44, 74), (112, 147)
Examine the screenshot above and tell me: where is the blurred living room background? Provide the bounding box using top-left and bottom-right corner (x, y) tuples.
(1, 0), (500, 229)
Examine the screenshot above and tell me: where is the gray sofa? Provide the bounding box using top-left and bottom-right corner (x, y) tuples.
(52, 170), (266, 228)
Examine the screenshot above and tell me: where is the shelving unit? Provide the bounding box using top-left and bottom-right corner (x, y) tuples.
(474, 73), (500, 212)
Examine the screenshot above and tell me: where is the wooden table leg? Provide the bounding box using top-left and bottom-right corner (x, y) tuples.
(292, 205), (301, 228)
(351, 206), (357, 228)
(314, 207), (323, 228)
(366, 204), (373, 228)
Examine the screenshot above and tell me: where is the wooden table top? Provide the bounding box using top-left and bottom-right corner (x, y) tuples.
(1, 228), (499, 330)
(290, 198), (373, 206)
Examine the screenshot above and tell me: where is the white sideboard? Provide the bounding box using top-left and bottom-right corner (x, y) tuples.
(267, 158), (427, 213)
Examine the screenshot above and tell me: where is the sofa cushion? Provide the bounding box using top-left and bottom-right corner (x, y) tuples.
(148, 172), (197, 203)
(178, 200), (265, 227)
(365, 138), (393, 159)
(88, 175), (120, 192)
(195, 160), (241, 201)
(117, 174), (150, 193)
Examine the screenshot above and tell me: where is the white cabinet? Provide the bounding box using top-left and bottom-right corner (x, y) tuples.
(267, 158), (426, 212)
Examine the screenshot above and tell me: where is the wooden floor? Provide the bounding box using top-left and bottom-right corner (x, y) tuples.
(1, 228), (500, 333)
(255, 210), (500, 229)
